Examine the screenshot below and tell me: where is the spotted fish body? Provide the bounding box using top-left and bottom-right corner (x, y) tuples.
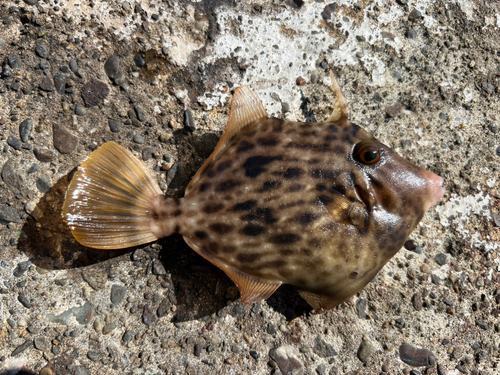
(63, 73), (444, 310)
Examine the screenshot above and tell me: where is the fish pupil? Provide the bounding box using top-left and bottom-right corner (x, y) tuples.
(363, 150), (378, 162)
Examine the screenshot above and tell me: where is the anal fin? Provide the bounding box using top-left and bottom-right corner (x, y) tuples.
(183, 236), (281, 303)
(299, 290), (343, 312)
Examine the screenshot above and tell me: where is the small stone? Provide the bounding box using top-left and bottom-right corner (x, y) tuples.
(108, 119), (121, 133)
(110, 284), (126, 304)
(81, 79), (110, 107)
(104, 55), (120, 80)
(13, 261), (30, 277)
(408, 8), (423, 21)
(19, 118), (33, 142)
(0, 205), (21, 225)
(267, 323), (277, 335)
(75, 104), (86, 116)
(495, 146), (500, 158)
(18, 293), (31, 308)
(269, 345), (304, 375)
(34, 148), (55, 162)
(320, 3), (337, 20)
(296, 76), (306, 86)
(122, 330), (135, 343)
(87, 350), (100, 361)
(143, 304), (156, 325)
(11, 340), (33, 356)
(134, 54), (146, 67)
(386, 103), (403, 118)
(406, 29), (418, 39)
(7, 54), (22, 69)
(131, 119), (142, 128)
(133, 134), (145, 144)
(316, 363), (327, 375)
(356, 298), (367, 319)
(404, 239), (416, 250)
(102, 321), (117, 335)
(53, 124), (78, 154)
(152, 259), (166, 275)
(54, 74), (67, 95)
(487, 123), (498, 134)
(476, 320), (488, 330)
(39, 76), (55, 92)
(7, 136), (22, 151)
(135, 105), (148, 122)
(399, 343), (436, 367)
(40, 368), (53, 375)
(35, 44), (49, 59)
(69, 58), (79, 74)
(313, 336), (337, 358)
(184, 109), (196, 131)
(412, 293), (423, 311)
(36, 175), (51, 193)
(493, 212), (500, 227)
(357, 338), (375, 363)
(34, 336), (50, 351)
(434, 253), (447, 266)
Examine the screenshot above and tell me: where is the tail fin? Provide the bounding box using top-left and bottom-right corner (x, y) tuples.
(62, 142), (163, 249)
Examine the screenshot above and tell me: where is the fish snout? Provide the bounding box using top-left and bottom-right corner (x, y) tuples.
(422, 170), (445, 210)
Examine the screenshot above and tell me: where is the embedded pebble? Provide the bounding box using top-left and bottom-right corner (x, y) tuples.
(184, 109), (196, 131)
(143, 304), (157, 325)
(110, 284), (127, 304)
(313, 336), (337, 358)
(7, 136), (22, 151)
(134, 54), (146, 67)
(356, 298), (367, 319)
(386, 103), (403, 118)
(434, 253), (447, 266)
(399, 343), (436, 367)
(81, 79), (110, 107)
(108, 119), (122, 133)
(53, 123), (78, 154)
(7, 54), (22, 69)
(135, 105), (148, 122)
(19, 118), (33, 142)
(11, 340), (33, 356)
(35, 44), (49, 59)
(75, 103), (87, 115)
(122, 330), (136, 343)
(104, 55), (120, 80)
(269, 345), (304, 375)
(34, 336), (50, 351)
(0, 205), (21, 225)
(39, 75), (55, 91)
(34, 148), (55, 162)
(54, 74), (67, 94)
(357, 337), (375, 363)
(133, 134), (145, 144)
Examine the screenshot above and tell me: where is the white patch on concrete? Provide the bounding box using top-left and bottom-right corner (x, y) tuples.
(486, 178), (497, 188)
(452, 0), (476, 20)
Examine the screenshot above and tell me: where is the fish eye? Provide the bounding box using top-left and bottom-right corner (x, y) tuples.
(354, 141), (381, 165)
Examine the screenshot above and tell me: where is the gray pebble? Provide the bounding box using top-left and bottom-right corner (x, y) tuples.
(69, 58), (78, 74)
(134, 54), (146, 67)
(313, 336), (337, 358)
(7, 54), (22, 69)
(152, 259), (166, 275)
(53, 123), (78, 154)
(11, 340), (33, 357)
(27, 163), (40, 174)
(110, 284), (127, 304)
(102, 321), (117, 335)
(19, 118), (33, 142)
(356, 298), (367, 319)
(54, 74), (67, 94)
(488, 123), (498, 134)
(35, 44), (48, 59)
(0, 205), (21, 225)
(36, 175), (51, 193)
(399, 343), (436, 367)
(135, 105), (148, 122)
(7, 318), (17, 329)
(74, 368), (91, 375)
(435, 253), (447, 266)
(7, 136), (22, 151)
(131, 118), (142, 128)
(142, 304), (157, 325)
(142, 146), (154, 161)
(133, 134), (145, 144)
(18, 293), (31, 308)
(357, 338), (375, 363)
(13, 261), (30, 277)
(2, 160), (23, 193)
(104, 55), (120, 80)
(34, 148), (55, 162)
(406, 29), (418, 39)
(269, 345), (304, 375)
(75, 103), (86, 116)
(34, 336), (50, 351)
(108, 119), (121, 133)
(493, 212), (500, 227)
(39, 60), (50, 70)
(87, 350), (100, 361)
(184, 109), (196, 131)
(408, 8), (423, 21)
(39, 76), (55, 91)
(122, 330), (136, 343)
(81, 79), (110, 107)
(496, 146), (500, 157)
(3, 16), (13, 25)
(2, 64), (13, 78)
(281, 102), (290, 113)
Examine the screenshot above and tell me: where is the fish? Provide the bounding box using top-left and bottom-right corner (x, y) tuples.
(62, 72), (445, 311)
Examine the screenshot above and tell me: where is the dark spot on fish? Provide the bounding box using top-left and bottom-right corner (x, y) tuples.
(286, 142), (331, 153)
(207, 242), (219, 254)
(300, 131), (314, 137)
(301, 248), (312, 256)
(195, 231), (207, 239)
(308, 238), (322, 249)
(203, 203), (224, 214)
(217, 161), (232, 173)
(334, 146), (345, 155)
(174, 199), (181, 206)
(311, 169), (338, 180)
(207, 170), (216, 178)
(280, 249), (294, 256)
(222, 245), (236, 253)
(358, 226), (368, 235)
(260, 180), (281, 192)
(199, 183), (211, 192)
(300, 123), (312, 129)
(327, 124), (339, 133)
(173, 209), (182, 217)
(332, 185), (346, 195)
(325, 134), (337, 141)
(232, 200), (257, 211)
(261, 260), (286, 268)
(283, 167), (304, 179)
(309, 158), (321, 164)
(257, 137), (279, 146)
(289, 184), (304, 192)
(271, 233), (300, 244)
(237, 141), (255, 153)
(216, 179), (242, 192)
(238, 253), (260, 263)
(257, 207), (278, 224)
(243, 156), (282, 178)
(350, 271), (358, 279)
(297, 213), (319, 225)
(318, 195), (333, 205)
(242, 225), (265, 236)
(351, 125), (361, 136)
(316, 184), (327, 192)
(209, 223), (234, 234)
(342, 133), (351, 143)
(272, 121), (284, 132)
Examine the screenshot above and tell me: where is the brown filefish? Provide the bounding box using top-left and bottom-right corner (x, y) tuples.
(62, 72), (445, 311)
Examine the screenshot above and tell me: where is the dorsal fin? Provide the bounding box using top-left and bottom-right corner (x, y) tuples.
(299, 290), (344, 311)
(183, 236), (281, 303)
(326, 71), (349, 122)
(185, 85), (268, 195)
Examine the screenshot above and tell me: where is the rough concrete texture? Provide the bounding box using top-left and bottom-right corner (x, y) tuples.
(0, 0), (499, 374)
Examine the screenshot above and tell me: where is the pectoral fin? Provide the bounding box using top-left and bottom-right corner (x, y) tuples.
(299, 290), (344, 311)
(183, 236), (281, 303)
(326, 71), (349, 123)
